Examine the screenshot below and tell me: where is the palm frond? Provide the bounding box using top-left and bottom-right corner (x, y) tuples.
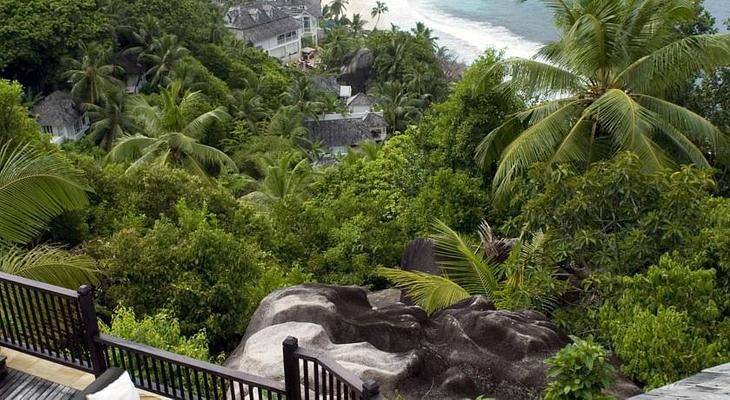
(502, 57), (582, 97)
(0, 144), (89, 245)
(616, 34), (730, 95)
(635, 94), (729, 157)
(376, 267), (471, 314)
(584, 89), (668, 169)
(430, 220), (501, 299)
(492, 101), (582, 198)
(0, 246), (98, 289)
(107, 135), (159, 163)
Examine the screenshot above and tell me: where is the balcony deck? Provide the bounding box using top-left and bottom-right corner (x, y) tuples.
(0, 347), (164, 399)
(0, 369), (78, 399)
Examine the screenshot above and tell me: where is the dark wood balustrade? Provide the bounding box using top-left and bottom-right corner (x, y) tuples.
(0, 272), (381, 400)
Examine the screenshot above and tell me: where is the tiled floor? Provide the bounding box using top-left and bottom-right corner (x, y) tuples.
(0, 347), (165, 399)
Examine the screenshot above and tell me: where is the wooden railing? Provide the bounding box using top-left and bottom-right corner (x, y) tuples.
(284, 337), (382, 400)
(0, 272), (94, 373)
(0, 272), (381, 400)
(98, 334), (285, 400)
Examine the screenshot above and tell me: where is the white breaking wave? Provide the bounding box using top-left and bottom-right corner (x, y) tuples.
(347, 0), (544, 63)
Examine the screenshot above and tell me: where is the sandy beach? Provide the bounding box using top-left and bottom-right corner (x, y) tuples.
(341, 0), (544, 63)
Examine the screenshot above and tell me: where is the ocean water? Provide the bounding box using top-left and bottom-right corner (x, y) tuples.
(350, 0), (730, 63)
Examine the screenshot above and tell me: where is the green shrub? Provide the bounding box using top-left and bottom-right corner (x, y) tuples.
(94, 201), (306, 353)
(596, 254), (730, 389)
(100, 306), (214, 361)
(544, 336), (615, 400)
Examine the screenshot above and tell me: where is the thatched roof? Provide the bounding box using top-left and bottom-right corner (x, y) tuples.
(31, 91), (81, 127)
(225, 3), (301, 43)
(271, 0), (322, 18)
(305, 112), (387, 147)
(346, 93), (374, 109)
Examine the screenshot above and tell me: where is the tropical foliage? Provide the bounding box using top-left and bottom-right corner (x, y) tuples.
(476, 0), (730, 197)
(108, 81), (236, 177)
(2, 0), (730, 394)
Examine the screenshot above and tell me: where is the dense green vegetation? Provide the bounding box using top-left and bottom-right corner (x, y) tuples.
(1, 0), (730, 397)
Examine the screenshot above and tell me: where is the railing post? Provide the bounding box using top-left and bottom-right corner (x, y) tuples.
(283, 336), (302, 400)
(77, 285), (107, 377)
(361, 380), (380, 400)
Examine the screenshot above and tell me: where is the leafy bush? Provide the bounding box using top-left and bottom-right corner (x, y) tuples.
(513, 153), (715, 275)
(596, 254), (730, 389)
(94, 201), (306, 353)
(544, 336), (615, 400)
(100, 306), (214, 361)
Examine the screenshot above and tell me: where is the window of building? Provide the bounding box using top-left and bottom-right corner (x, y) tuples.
(42, 126), (53, 134)
(278, 31), (298, 44)
(303, 16), (311, 30)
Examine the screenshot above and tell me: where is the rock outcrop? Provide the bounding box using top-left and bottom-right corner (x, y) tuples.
(226, 284), (573, 399)
(339, 48), (374, 93)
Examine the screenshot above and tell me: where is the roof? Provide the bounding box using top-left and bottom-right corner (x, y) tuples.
(31, 91), (81, 127)
(225, 3), (301, 43)
(346, 93), (374, 108)
(305, 112), (387, 147)
(271, 0), (323, 18)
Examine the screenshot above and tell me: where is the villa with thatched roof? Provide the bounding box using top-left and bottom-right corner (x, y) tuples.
(31, 91), (89, 144)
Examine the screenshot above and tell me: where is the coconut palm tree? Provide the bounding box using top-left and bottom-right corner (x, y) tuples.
(349, 14), (367, 37)
(268, 106), (309, 138)
(378, 220), (558, 314)
(243, 152), (314, 205)
(412, 22), (438, 48)
(371, 1), (388, 30)
(374, 81), (421, 133)
(108, 81), (236, 178)
(231, 88), (267, 133)
(124, 15), (162, 59)
(281, 76), (325, 118)
(0, 143), (97, 288)
(328, 0), (349, 21)
(142, 34), (190, 86)
(476, 0), (730, 198)
(84, 87), (135, 151)
(64, 42), (123, 105)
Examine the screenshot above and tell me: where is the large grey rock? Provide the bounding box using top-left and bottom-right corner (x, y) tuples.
(339, 48), (374, 93)
(226, 284), (578, 399)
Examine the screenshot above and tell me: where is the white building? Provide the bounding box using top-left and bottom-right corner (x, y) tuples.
(270, 0), (322, 46)
(225, 3), (304, 62)
(31, 91), (89, 144)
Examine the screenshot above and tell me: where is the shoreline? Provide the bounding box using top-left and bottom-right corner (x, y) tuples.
(342, 0), (544, 63)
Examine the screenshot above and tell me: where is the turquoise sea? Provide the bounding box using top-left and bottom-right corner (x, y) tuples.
(361, 0), (730, 62)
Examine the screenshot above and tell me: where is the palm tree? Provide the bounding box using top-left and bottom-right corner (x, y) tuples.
(84, 87), (135, 151)
(378, 37), (407, 79)
(374, 81), (421, 133)
(268, 106), (309, 138)
(243, 152), (314, 206)
(124, 15), (162, 59)
(108, 81), (236, 178)
(142, 34), (190, 86)
(64, 42), (123, 105)
(0, 143), (97, 288)
(231, 88), (267, 134)
(371, 1), (388, 30)
(476, 0), (730, 198)
(349, 14), (367, 37)
(378, 220), (558, 314)
(282, 76), (325, 118)
(412, 22), (437, 48)
(328, 0), (349, 21)
(322, 26), (353, 66)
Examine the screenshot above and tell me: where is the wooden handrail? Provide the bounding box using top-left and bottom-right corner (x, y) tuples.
(0, 271), (78, 298)
(97, 333), (286, 391)
(0, 273), (379, 400)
